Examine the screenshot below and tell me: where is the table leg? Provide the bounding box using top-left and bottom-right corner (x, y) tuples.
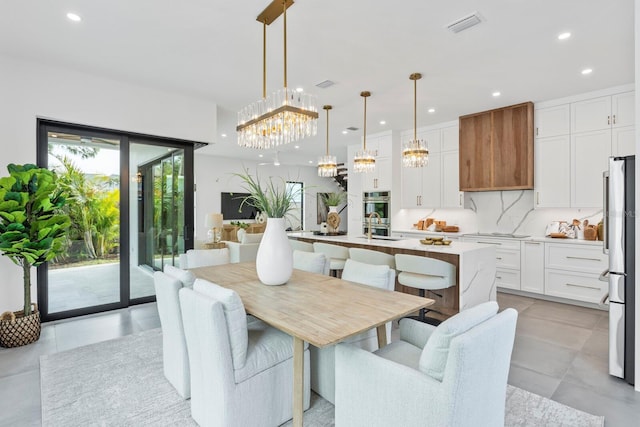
(293, 336), (304, 427)
(376, 324), (387, 348)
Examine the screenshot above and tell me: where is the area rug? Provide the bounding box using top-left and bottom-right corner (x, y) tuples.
(40, 329), (604, 427)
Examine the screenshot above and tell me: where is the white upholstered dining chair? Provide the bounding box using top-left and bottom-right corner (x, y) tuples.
(293, 250), (330, 275)
(310, 259), (396, 405)
(178, 248), (230, 269)
(179, 279), (310, 427)
(153, 266), (196, 399)
(334, 301), (517, 427)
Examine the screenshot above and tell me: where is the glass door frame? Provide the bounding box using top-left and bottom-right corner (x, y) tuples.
(36, 119), (197, 322)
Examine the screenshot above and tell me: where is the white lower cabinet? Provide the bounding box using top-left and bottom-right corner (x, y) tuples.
(521, 241), (544, 293)
(544, 242), (607, 304)
(462, 237), (521, 290)
(544, 270), (607, 304)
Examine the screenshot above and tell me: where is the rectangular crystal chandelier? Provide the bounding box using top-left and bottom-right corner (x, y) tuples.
(236, 0), (318, 150)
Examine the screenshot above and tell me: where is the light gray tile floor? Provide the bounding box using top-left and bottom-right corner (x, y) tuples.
(498, 293), (640, 426)
(1, 294), (639, 426)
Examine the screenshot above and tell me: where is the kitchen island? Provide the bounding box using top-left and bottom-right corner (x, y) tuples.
(288, 232), (497, 320)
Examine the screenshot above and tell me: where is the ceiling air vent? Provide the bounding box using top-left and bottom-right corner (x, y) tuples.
(447, 12), (482, 33)
(316, 79), (335, 89)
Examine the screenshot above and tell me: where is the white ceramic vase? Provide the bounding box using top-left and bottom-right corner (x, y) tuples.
(236, 228), (246, 243)
(256, 218), (293, 286)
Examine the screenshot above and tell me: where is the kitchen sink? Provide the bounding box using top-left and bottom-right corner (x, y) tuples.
(358, 236), (404, 241)
(468, 232), (531, 239)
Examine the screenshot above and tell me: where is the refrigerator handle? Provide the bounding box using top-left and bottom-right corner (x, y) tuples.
(603, 170), (609, 254)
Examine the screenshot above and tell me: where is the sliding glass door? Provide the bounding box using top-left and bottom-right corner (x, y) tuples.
(37, 120), (195, 321)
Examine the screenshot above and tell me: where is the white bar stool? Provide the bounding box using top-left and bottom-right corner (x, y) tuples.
(394, 254), (456, 325)
(312, 242), (349, 277)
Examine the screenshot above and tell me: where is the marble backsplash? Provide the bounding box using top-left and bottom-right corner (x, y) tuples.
(393, 190), (604, 237)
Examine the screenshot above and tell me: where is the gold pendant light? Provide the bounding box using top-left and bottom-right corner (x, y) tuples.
(402, 73), (429, 167)
(318, 105), (337, 177)
(353, 91), (376, 173)
(236, 0), (318, 149)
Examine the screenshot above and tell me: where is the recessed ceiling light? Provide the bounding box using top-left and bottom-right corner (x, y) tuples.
(308, 160), (313, 164)
(379, 120), (386, 125)
(294, 145), (300, 149)
(66, 12), (81, 22)
(295, 87), (304, 93)
(492, 91), (501, 97)
(581, 68), (593, 75)
(258, 154), (264, 158)
(428, 108), (436, 113)
(558, 32), (571, 40)
(342, 130), (348, 134)
(221, 133), (227, 138)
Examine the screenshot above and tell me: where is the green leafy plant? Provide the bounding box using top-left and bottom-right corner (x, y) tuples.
(230, 221), (249, 229)
(322, 192), (346, 207)
(0, 164), (70, 316)
(233, 169), (302, 219)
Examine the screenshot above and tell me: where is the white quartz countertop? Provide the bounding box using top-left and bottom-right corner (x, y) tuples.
(287, 232), (494, 255)
(392, 229), (603, 246)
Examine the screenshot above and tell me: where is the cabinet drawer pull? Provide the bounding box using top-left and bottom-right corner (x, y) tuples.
(566, 283), (600, 291)
(496, 276), (503, 280)
(524, 242), (541, 245)
(607, 115), (611, 125)
(566, 256), (602, 262)
(536, 127), (539, 136)
(478, 241), (502, 245)
(613, 114), (616, 125)
(496, 257), (503, 260)
(459, 193), (463, 206)
(536, 191), (540, 205)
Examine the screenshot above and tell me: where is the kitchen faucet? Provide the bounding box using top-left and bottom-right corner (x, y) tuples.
(367, 212), (381, 241)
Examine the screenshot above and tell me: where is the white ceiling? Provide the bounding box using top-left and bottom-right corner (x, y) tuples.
(0, 0), (634, 166)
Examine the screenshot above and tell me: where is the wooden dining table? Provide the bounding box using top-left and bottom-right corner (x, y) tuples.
(190, 262), (433, 427)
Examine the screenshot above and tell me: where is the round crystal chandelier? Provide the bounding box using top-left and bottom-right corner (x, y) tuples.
(318, 105), (337, 177)
(236, 0), (318, 150)
(353, 91), (376, 173)
(402, 73), (429, 168)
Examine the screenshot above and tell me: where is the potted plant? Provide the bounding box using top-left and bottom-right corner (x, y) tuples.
(322, 192), (346, 233)
(230, 220), (250, 242)
(0, 164), (70, 347)
(322, 192), (346, 209)
(234, 169), (301, 285)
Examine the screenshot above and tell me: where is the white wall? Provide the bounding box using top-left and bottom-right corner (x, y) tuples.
(193, 154), (346, 242)
(0, 55), (217, 313)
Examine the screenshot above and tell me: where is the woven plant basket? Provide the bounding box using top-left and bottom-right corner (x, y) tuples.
(0, 303), (41, 348)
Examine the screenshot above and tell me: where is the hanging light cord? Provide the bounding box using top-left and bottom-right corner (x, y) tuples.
(413, 76), (417, 141)
(363, 94), (368, 150)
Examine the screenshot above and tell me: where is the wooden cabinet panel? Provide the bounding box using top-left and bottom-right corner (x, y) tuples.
(459, 112), (492, 191)
(459, 102), (534, 191)
(492, 104), (534, 189)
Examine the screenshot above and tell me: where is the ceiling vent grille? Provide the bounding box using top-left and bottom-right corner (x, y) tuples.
(447, 12), (482, 33)
(316, 79), (335, 89)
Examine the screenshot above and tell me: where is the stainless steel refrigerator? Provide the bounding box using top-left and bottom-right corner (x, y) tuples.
(603, 155), (635, 385)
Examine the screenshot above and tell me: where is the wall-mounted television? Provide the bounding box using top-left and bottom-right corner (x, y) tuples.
(221, 192), (258, 220)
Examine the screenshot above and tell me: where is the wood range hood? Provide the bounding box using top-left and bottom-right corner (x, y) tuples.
(458, 102), (534, 192)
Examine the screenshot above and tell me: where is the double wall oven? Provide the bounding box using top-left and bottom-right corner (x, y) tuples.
(363, 191), (391, 237)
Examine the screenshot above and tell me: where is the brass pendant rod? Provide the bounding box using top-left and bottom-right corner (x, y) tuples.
(325, 107), (330, 155)
(413, 77), (417, 141)
(409, 73), (422, 142)
(263, 22), (267, 99)
(283, 0), (287, 90)
(360, 92), (371, 150)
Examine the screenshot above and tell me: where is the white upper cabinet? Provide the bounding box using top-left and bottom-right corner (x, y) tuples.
(362, 157), (392, 192)
(612, 92), (635, 128)
(401, 162), (423, 208)
(612, 126), (636, 156)
(421, 153), (441, 207)
(572, 96), (612, 133)
(571, 92), (634, 134)
(440, 126), (459, 151)
(441, 150), (463, 208)
(535, 135), (571, 208)
(535, 104), (570, 138)
(571, 130), (611, 208)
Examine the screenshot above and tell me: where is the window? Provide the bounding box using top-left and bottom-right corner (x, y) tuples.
(286, 181), (303, 231)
